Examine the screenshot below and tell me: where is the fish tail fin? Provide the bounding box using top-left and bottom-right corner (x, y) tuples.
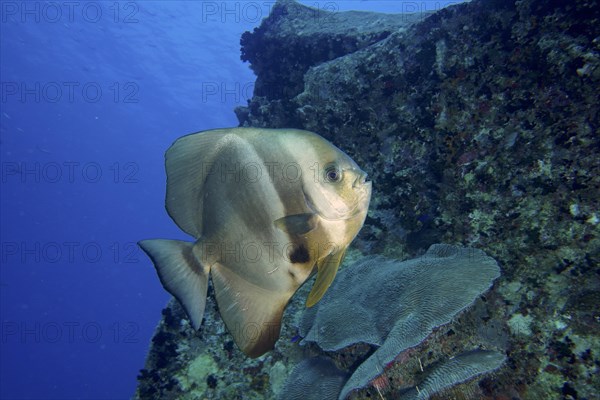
(138, 239), (209, 329)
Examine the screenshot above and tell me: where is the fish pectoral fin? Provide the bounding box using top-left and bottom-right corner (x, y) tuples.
(306, 248), (346, 307)
(274, 213), (318, 235)
(138, 239), (208, 329)
(211, 264), (291, 358)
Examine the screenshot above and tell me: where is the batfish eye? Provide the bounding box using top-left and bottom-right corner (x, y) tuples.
(324, 164), (342, 183)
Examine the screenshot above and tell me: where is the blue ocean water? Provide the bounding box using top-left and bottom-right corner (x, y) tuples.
(0, 1), (458, 399)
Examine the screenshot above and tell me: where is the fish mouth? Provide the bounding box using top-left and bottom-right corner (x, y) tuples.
(353, 170), (370, 189)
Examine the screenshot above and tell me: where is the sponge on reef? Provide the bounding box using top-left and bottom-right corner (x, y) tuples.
(278, 357), (347, 400)
(298, 244), (501, 399)
(401, 350), (506, 399)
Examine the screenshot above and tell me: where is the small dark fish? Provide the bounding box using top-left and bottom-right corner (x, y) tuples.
(290, 334), (302, 343)
(418, 213), (432, 223)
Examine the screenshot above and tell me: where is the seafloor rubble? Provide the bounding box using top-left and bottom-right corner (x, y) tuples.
(135, 0), (599, 399)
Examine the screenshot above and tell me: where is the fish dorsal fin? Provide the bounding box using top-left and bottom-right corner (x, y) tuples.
(165, 129), (239, 238)
(306, 248), (346, 307)
(274, 213), (318, 235)
(210, 263), (292, 358)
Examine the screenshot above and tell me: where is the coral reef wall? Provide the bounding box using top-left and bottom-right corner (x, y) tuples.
(235, 0), (599, 398)
(135, 0), (599, 399)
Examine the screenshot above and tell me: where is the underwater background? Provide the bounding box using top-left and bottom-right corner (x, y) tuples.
(2, 1), (599, 400)
(0, 1), (455, 398)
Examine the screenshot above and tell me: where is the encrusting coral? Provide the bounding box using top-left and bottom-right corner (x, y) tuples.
(295, 244), (503, 399)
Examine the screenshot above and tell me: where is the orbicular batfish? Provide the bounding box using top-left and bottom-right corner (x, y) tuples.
(139, 127), (371, 357)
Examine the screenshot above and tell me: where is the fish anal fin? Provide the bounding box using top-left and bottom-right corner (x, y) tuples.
(274, 213), (318, 235)
(306, 248), (346, 307)
(211, 264), (291, 358)
(138, 239), (209, 329)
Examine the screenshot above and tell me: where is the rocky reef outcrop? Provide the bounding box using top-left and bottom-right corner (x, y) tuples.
(135, 0), (600, 399)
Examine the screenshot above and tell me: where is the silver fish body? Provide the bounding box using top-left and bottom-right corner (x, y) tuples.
(139, 127), (371, 357)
